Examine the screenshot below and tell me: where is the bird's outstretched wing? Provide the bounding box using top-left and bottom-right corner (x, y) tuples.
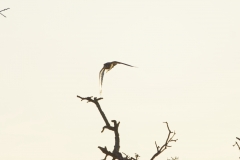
(113, 61), (135, 67)
(99, 68), (105, 94)
(99, 61), (135, 94)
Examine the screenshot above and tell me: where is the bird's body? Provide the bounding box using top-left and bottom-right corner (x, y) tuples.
(99, 61), (135, 94)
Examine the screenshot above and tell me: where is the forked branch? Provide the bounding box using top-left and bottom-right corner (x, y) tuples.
(0, 8), (10, 18)
(233, 137), (240, 159)
(233, 137), (240, 150)
(78, 95), (177, 160)
(77, 96), (123, 159)
(150, 122), (178, 160)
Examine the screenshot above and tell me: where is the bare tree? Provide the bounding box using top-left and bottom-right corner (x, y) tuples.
(0, 8), (10, 18)
(77, 96), (177, 160)
(233, 137), (240, 158)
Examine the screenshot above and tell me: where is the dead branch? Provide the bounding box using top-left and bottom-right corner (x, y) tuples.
(0, 8), (10, 18)
(233, 137), (240, 150)
(150, 122), (178, 160)
(77, 96), (109, 126)
(122, 152), (140, 160)
(233, 142), (240, 150)
(233, 137), (240, 159)
(78, 95), (177, 160)
(167, 157), (179, 160)
(77, 96), (123, 160)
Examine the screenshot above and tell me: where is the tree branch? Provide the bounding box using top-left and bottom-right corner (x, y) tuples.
(233, 137), (240, 159)
(77, 95), (123, 159)
(0, 8), (10, 18)
(150, 122), (178, 160)
(167, 157), (179, 160)
(78, 96), (177, 160)
(233, 137), (240, 150)
(233, 142), (240, 150)
(77, 96), (109, 126)
(122, 152), (140, 160)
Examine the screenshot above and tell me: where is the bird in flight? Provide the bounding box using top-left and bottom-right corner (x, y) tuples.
(99, 61), (135, 94)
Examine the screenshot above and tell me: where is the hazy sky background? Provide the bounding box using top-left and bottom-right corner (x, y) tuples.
(1, 0), (240, 159)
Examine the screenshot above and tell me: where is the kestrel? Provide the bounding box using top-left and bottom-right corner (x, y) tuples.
(99, 61), (135, 94)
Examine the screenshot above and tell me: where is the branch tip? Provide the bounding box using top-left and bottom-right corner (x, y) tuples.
(150, 122), (177, 160)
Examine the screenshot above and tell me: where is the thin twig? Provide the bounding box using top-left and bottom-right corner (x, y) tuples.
(233, 137), (240, 159)
(233, 137), (240, 150)
(0, 8), (10, 18)
(233, 142), (240, 150)
(150, 122), (178, 160)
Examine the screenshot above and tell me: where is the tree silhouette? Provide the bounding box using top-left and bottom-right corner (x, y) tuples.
(77, 96), (177, 160)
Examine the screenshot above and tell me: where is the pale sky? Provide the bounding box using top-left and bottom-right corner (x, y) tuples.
(1, 0), (240, 160)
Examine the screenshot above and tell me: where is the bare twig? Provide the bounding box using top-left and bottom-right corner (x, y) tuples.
(150, 122), (178, 160)
(98, 146), (116, 159)
(122, 152), (140, 160)
(167, 157), (179, 160)
(0, 8), (10, 18)
(77, 96), (108, 126)
(233, 137), (240, 159)
(233, 142), (240, 150)
(135, 153), (140, 160)
(233, 137), (240, 150)
(101, 154), (108, 160)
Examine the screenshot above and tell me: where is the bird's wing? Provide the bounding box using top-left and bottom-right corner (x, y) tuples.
(113, 61), (135, 67)
(99, 68), (105, 93)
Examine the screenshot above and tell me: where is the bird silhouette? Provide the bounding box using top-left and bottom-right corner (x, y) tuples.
(99, 61), (135, 94)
